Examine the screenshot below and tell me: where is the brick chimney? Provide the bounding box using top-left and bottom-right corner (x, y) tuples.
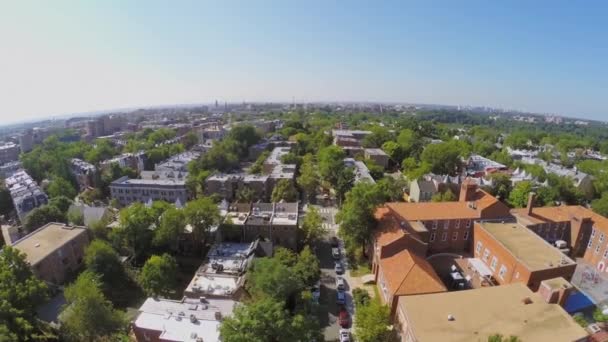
(526, 192), (536, 215)
(538, 278), (573, 308)
(459, 181), (478, 202)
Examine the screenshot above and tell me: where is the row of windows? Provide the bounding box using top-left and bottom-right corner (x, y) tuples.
(588, 239), (608, 259)
(115, 188), (177, 196)
(430, 230), (469, 242)
(476, 241), (508, 280)
(430, 219), (472, 230)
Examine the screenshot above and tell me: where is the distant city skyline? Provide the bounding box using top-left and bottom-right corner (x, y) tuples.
(1, 1), (607, 124)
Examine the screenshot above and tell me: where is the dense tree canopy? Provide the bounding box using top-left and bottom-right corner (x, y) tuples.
(138, 254), (178, 297)
(0, 247), (48, 341)
(271, 179), (298, 202)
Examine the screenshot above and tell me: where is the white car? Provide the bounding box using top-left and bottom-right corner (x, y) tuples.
(339, 329), (350, 342)
(336, 276), (345, 291)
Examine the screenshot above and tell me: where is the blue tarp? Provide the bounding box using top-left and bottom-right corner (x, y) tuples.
(564, 291), (595, 314)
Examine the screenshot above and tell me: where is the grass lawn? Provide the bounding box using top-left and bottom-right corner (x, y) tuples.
(349, 262), (371, 277)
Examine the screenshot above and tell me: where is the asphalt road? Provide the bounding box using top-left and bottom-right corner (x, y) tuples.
(308, 204), (354, 342)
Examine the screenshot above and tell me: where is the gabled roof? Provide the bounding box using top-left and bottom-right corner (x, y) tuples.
(379, 249), (446, 297)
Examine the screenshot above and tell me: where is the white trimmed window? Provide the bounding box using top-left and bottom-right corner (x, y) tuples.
(490, 256), (498, 271)
(588, 240), (594, 249)
(603, 248), (608, 259)
(467, 220), (472, 228)
(482, 248), (490, 262)
(592, 228), (596, 238)
(441, 232), (447, 241)
(596, 245), (601, 254)
(499, 265), (507, 279)
(455, 219), (460, 229)
(430, 232), (436, 242)
(463, 230), (469, 240)
(452, 231), (458, 241)
(432, 220), (438, 230)
(476, 241), (483, 254)
(443, 220), (449, 230)
(601, 233), (605, 243)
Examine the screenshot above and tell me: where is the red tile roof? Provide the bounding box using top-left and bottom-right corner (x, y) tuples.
(379, 248), (447, 297)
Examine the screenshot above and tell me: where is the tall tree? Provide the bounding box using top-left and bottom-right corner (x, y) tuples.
(153, 207), (186, 248)
(271, 179), (298, 202)
(138, 254), (178, 297)
(592, 192), (608, 217)
(293, 246), (320, 287)
(296, 154), (319, 201)
(317, 145), (346, 187)
(300, 207), (327, 245)
(184, 197), (221, 248)
(420, 142), (462, 175)
(0, 247), (48, 341)
(61, 271), (126, 341)
(508, 181), (534, 208)
(84, 240), (127, 289)
(354, 300), (392, 342)
(47, 176), (78, 199)
(236, 186), (256, 203)
(115, 203), (155, 261)
(24, 205), (65, 232)
(220, 298), (322, 342)
(335, 167), (355, 206)
(247, 257), (302, 301)
(336, 182), (384, 250)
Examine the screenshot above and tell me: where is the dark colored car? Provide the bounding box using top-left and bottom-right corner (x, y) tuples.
(331, 236), (339, 248)
(339, 309), (350, 328)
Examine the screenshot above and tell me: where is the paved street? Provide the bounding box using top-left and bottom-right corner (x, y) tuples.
(307, 203), (355, 341)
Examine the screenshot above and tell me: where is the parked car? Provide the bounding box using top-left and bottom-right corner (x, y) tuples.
(332, 247), (340, 259)
(336, 291), (346, 305)
(339, 329), (350, 342)
(336, 276), (345, 291)
(330, 236), (339, 248)
(339, 309), (350, 328)
(334, 262), (344, 274)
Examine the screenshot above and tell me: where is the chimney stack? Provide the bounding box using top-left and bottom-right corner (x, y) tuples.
(459, 181), (478, 203)
(526, 192), (536, 215)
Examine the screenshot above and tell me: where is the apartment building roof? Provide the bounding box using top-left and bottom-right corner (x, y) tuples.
(344, 158), (375, 184)
(512, 205), (605, 226)
(380, 249), (446, 297)
(387, 188), (507, 221)
(134, 297), (236, 342)
(364, 148), (388, 156)
(479, 221), (575, 271)
(11, 223), (87, 266)
(110, 176), (185, 186)
(398, 283), (588, 342)
(271, 202), (298, 226)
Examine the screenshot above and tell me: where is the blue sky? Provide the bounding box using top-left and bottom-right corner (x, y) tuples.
(0, 1), (607, 123)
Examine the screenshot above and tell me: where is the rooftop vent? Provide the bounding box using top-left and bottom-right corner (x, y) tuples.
(447, 314), (455, 321)
(522, 297), (533, 305)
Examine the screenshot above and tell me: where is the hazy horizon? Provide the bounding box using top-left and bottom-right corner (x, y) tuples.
(1, 1), (606, 124)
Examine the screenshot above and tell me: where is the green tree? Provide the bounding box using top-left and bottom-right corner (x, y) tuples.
(335, 167), (355, 206)
(247, 257), (301, 301)
(293, 246), (320, 287)
(364, 159), (384, 180)
(296, 154), (319, 201)
(431, 189), (457, 202)
(24, 204), (65, 232)
(300, 207), (327, 245)
(592, 192), (608, 217)
(354, 300), (392, 342)
(236, 186), (256, 203)
(508, 181), (534, 208)
(249, 151), (270, 174)
(153, 207), (186, 248)
(420, 142), (462, 175)
(488, 173), (513, 201)
(381, 141), (403, 164)
(220, 298), (321, 342)
(487, 334), (522, 342)
(183, 197), (221, 248)
(0, 182), (14, 217)
(115, 203), (155, 261)
(61, 271), (126, 341)
(182, 131), (199, 149)
(317, 145), (346, 187)
(67, 210), (85, 226)
(0, 247), (48, 341)
(84, 240), (127, 290)
(47, 176), (78, 199)
(336, 182), (384, 251)
(271, 179), (298, 202)
(362, 126), (393, 148)
(375, 176), (406, 202)
(139, 254), (178, 297)
(396, 129), (422, 159)
(49, 195), (73, 213)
